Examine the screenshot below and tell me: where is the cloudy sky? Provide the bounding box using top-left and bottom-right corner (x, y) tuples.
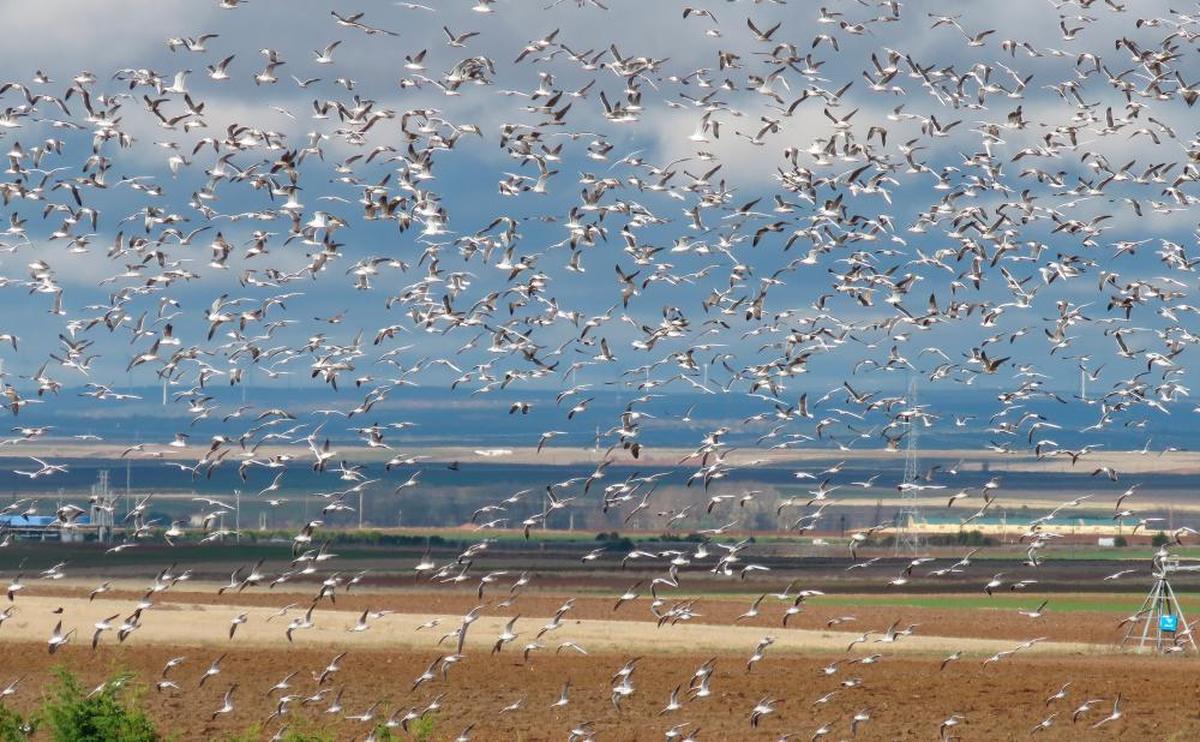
(0, 0), (1196, 450)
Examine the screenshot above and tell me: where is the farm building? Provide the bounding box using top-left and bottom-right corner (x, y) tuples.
(0, 514), (90, 542)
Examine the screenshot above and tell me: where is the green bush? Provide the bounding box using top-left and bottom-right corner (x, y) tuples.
(655, 532), (706, 543)
(953, 530), (996, 547)
(41, 667), (157, 742)
(274, 726), (334, 742)
(1114, 535), (1128, 548)
(229, 717), (340, 742)
(409, 715), (436, 742)
(370, 725), (398, 742)
(0, 704), (33, 741)
(1152, 532), (1170, 548)
(594, 531), (634, 551)
(871, 531), (998, 548)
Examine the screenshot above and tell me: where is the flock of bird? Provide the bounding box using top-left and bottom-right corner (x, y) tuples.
(1, 0), (1199, 737)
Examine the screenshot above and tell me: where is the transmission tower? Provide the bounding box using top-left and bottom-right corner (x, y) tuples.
(895, 375), (922, 555)
(90, 470), (115, 544)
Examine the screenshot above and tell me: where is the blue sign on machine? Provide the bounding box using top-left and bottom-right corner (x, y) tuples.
(1160, 614), (1179, 633)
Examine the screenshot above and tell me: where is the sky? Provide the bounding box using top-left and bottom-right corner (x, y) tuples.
(0, 0), (1198, 454)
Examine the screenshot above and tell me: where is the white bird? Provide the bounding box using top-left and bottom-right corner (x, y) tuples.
(1018, 600), (1049, 619)
(1090, 694), (1123, 728)
(313, 41), (342, 64)
(492, 615), (520, 654)
(550, 679), (570, 708)
(91, 614), (119, 650)
(211, 684), (237, 720)
(47, 621), (75, 654)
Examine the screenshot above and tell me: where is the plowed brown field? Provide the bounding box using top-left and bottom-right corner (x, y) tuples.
(0, 582), (1196, 739)
(0, 642), (1196, 740)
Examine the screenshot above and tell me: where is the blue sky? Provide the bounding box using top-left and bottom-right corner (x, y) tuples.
(0, 0), (1196, 456)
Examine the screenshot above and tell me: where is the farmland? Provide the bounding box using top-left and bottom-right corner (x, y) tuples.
(0, 545), (1196, 740)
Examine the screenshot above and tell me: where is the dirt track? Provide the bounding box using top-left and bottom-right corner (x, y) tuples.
(19, 583), (1148, 645)
(0, 594), (1103, 657)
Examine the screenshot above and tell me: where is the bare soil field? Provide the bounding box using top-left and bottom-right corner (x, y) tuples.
(0, 584), (1192, 739)
(0, 640), (1195, 740)
(0, 585), (1195, 734)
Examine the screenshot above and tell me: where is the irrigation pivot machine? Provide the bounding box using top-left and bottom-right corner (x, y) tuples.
(1122, 555), (1200, 654)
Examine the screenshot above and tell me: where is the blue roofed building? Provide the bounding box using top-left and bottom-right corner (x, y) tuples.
(0, 514), (91, 542)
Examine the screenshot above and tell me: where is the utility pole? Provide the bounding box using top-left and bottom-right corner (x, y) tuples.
(895, 374), (922, 555)
(234, 489), (241, 543)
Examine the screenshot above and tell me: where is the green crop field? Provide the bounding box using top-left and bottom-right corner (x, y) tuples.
(809, 593), (1197, 613)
